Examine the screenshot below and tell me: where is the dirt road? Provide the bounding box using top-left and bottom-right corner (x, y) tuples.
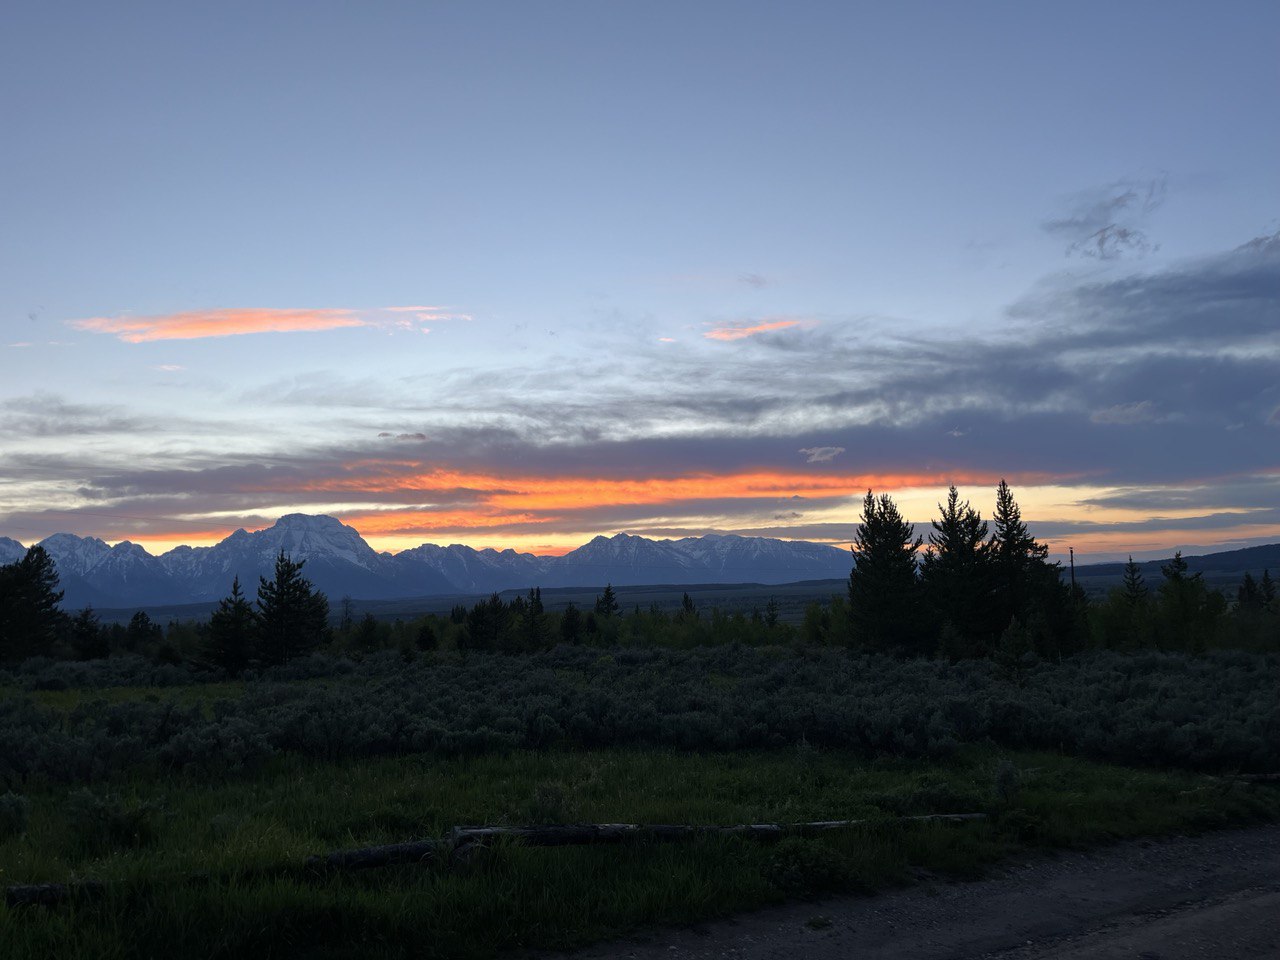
(555, 825), (1280, 960)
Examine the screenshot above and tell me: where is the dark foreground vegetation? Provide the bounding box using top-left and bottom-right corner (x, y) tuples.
(2, 646), (1279, 783)
(0, 482), (1277, 958)
(1, 744), (1277, 960)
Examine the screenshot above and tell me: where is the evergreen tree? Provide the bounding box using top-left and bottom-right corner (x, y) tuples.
(989, 481), (1080, 658)
(679, 591), (698, 619)
(0, 545), (65, 663)
(764, 596), (780, 628)
(990, 480), (1049, 625)
(124, 610), (163, 652)
(414, 619), (438, 652)
(847, 490), (924, 654)
(1261, 570), (1276, 606)
(462, 593), (506, 653)
(1156, 551), (1210, 652)
(521, 587), (546, 652)
(355, 613), (381, 650)
(560, 602), (582, 645)
(204, 576), (255, 675)
(1122, 556), (1148, 604)
(255, 552), (330, 666)
(920, 485), (994, 657)
(70, 606), (109, 661)
(594, 583), (619, 618)
(1237, 572), (1263, 611)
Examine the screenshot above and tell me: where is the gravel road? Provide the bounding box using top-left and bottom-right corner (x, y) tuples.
(549, 824), (1280, 960)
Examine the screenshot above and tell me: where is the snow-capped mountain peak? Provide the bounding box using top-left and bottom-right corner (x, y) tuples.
(0, 537), (27, 565)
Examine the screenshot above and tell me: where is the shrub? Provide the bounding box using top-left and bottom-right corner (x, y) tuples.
(765, 837), (853, 894)
(65, 789), (160, 855)
(993, 758), (1020, 807)
(0, 791), (30, 840)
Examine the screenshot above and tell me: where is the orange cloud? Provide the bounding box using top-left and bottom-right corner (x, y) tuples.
(285, 464), (1034, 513)
(704, 319), (811, 341)
(340, 509), (550, 535)
(72, 308), (365, 342)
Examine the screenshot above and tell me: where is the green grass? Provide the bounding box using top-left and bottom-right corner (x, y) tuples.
(2, 745), (1276, 959)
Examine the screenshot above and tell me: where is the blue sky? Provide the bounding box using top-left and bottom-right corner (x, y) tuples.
(2, 1), (1278, 559)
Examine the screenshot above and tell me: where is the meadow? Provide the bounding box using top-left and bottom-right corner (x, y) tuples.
(1, 646), (1278, 958)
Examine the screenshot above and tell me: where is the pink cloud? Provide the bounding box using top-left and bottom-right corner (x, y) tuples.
(703, 318), (812, 342)
(72, 305), (473, 342)
(381, 305), (472, 325)
(72, 308), (366, 343)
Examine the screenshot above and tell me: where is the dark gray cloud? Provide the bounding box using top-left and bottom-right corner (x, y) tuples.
(1043, 175), (1167, 259)
(0, 394), (157, 438)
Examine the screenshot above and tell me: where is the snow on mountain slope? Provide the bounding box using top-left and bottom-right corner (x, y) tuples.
(395, 543), (552, 594)
(36, 533), (114, 578)
(554, 533), (701, 586)
(671, 533), (851, 581)
(160, 514), (454, 601)
(0, 537), (26, 565)
(34, 534), (180, 607)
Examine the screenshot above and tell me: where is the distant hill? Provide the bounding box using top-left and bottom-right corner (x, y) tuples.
(2, 514), (855, 609)
(1079, 542), (1280, 578)
(1075, 542), (1280, 593)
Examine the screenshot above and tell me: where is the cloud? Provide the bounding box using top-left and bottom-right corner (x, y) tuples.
(71, 305), (471, 343)
(1043, 175), (1166, 259)
(152, 364), (185, 372)
(72, 308), (365, 342)
(1090, 400), (1160, 425)
(704, 318), (811, 341)
(0, 393), (166, 439)
(1237, 231), (1280, 255)
(738, 273), (768, 288)
(10, 233), (1280, 555)
(380, 305), (472, 329)
(798, 446), (845, 463)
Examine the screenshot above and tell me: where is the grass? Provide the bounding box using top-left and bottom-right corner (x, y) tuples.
(2, 745), (1277, 959)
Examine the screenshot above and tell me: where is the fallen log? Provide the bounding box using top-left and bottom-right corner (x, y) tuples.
(304, 839), (451, 872)
(1235, 773), (1280, 783)
(448, 813), (986, 848)
(5, 881), (104, 909)
(4, 812), (988, 905)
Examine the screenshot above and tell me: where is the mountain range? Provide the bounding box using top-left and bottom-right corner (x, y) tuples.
(0, 514), (856, 608)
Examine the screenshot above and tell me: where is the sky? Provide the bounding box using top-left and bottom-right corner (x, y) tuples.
(1, 1), (1278, 562)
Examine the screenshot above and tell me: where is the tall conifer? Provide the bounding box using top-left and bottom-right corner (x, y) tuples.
(1122, 556), (1148, 604)
(847, 490), (924, 654)
(0, 546), (64, 663)
(920, 486), (993, 657)
(255, 552), (329, 666)
(204, 576), (255, 675)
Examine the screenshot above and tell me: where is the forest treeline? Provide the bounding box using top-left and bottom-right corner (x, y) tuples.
(0, 481), (1276, 671)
